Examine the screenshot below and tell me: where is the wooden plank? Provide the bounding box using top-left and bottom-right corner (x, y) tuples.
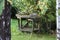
(16, 14), (30, 18)
(16, 14), (40, 19)
(20, 27), (39, 32)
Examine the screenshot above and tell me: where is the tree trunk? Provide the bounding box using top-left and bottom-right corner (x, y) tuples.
(0, 0), (11, 40)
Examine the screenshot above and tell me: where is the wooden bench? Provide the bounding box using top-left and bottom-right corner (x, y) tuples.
(16, 14), (40, 32)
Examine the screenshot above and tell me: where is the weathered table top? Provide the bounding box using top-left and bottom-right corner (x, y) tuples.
(16, 14), (40, 19)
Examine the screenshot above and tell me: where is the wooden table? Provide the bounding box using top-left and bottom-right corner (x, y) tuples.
(16, 14), (40, 32)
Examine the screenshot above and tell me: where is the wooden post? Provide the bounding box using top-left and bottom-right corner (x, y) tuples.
(20, 18), (22, 29)
(32, 20), (34, 32)
(18, 19), (20, 29)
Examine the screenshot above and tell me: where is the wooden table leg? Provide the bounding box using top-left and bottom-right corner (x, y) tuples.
(20, 18), (22, 28)
(18, 19), (20, 29)
(32, 20), (34, 32)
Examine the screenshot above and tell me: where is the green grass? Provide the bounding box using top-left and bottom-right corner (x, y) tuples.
(11, 19), (56, 40)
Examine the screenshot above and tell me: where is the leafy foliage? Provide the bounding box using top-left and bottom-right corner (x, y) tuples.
(11, 0), (56, 22)
(11, 0), (56, 32)
(12, 0), (48, 15)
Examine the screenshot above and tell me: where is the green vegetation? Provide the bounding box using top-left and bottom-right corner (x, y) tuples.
(0, 0), (4, 15)
(11, 19), (56, 40)
(58, 9), (60, 15)
(11, 0), (56, 33)
(12, 0), (56, 16)
(11, 0), (56, 40)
